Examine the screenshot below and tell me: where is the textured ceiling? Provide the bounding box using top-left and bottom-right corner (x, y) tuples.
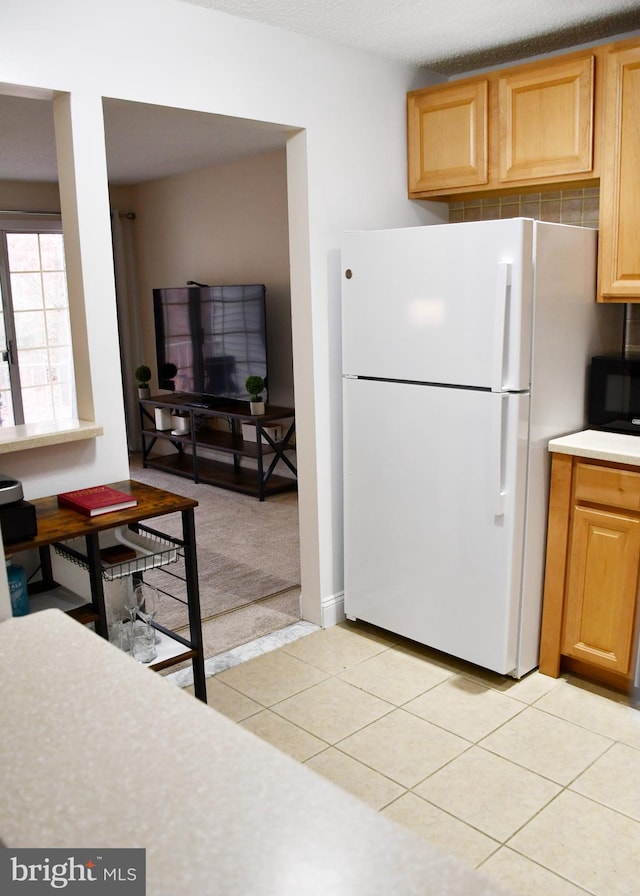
(1, 0), (639, 186)
(181, 0), (640, 73)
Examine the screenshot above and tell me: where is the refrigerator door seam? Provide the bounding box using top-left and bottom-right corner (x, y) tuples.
(344, 375), (492, 391)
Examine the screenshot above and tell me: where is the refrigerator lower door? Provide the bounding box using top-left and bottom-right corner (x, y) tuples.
(343, 377), (531, 676)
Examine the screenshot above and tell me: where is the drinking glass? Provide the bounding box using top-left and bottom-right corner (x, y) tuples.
(134, 582), (157, 625)
(131, 582), (158, 663)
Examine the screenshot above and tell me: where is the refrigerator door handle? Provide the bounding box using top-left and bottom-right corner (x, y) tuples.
(492, 263), (512, 392)
(492, 392), (508, 517)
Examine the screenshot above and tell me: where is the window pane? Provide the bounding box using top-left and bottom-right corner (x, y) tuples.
(52, 382), (74, 417)
(16, 348), (48, 388)
(2, 226), (77, 425)
(10, 272), (43, 311)
(46, 309), (71, 347)
(43, 272), (68, 309)
(22, 385), (54, 422)
(15, 311), (47, 348)
(39, 234), (65, 270)
(50, 345), (73, 383)
(7, 233), (40, 271)
(0, 391), (14, 426)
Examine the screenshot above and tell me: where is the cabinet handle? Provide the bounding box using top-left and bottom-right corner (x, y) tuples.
(492, 263), (512, 393)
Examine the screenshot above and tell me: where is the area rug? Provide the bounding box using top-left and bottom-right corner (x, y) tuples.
(143, 547), (299, 632)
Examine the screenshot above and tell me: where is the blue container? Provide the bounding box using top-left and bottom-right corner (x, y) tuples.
(6, 559), (29, 617)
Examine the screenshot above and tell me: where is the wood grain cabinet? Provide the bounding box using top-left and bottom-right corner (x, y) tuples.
(407, 80), (488, 193)
(598, 40), (640, 301)
(498, 56), (594, 183)
(540, 454), (640, 689)
(407, 50), (597, 199)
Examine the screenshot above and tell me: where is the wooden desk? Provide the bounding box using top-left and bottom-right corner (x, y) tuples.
(4, 479), (207, 702)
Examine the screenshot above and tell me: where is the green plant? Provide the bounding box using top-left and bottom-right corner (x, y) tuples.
(135, 365), (152, 388)
(159, 362), (178, 390)
(245, 375), (265, 402)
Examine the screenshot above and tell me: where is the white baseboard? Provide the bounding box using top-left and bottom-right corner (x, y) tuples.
(321, 590), (345, 628)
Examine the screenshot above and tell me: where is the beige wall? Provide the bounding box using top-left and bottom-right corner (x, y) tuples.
(130, 150), (293, 406)
(0, 181), (61, 213)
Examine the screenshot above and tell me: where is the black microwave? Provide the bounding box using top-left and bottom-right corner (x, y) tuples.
(588, 355), (640, 435)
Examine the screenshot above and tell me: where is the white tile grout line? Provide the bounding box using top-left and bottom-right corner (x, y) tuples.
(166, 620), (320, 689)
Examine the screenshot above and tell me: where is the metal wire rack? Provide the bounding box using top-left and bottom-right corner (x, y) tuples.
(54, 526), (179, 581)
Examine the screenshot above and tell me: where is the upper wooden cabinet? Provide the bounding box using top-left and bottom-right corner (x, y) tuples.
(598, 41), (640, 302)
(407, 80), (488, 193)
(407, 50), (599, 200)
(498, 57), (594, 183)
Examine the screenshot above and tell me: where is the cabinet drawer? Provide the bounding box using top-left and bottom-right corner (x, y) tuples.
(574, 462), (640, 511)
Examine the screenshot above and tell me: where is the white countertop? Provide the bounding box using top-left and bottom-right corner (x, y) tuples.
(0, 611), (505, 896)
(548, 429), (640, 466)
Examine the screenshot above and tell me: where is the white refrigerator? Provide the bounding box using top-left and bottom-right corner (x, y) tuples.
(342, 218), (621, 677)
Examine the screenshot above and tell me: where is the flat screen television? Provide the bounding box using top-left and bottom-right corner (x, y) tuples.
(153, 284), (268, 405)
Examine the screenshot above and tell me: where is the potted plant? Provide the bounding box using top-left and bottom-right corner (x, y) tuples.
(135, 365), (152, 398)
(158, 361), (178, 391)
(245, 375), (266, 415)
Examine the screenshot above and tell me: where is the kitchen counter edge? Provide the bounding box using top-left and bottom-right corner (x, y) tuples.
(548, 429), (640, 466)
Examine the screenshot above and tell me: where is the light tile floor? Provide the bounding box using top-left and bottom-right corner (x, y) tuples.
(192, 621), (640, 896)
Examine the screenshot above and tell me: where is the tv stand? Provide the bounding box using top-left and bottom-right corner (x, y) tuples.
(139, 394), (297, 501)
(185, 395), (245, 410)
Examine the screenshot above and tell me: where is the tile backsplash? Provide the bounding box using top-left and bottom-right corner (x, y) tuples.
(623, 305), (640, 354)
(448, 188), (599, 228)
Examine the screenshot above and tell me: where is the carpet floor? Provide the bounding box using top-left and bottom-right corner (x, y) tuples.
(127, 453), (301, 661)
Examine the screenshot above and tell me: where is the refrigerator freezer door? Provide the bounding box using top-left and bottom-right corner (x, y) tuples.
(342, 219), (534, 392)
(343, 377), (531, 675)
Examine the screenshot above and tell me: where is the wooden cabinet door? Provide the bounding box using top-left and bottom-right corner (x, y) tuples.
(598, 43), (640, 301)
(562, 505), (640, 674)
(498, 56), (594, 183)
(407, 80), (488, 193)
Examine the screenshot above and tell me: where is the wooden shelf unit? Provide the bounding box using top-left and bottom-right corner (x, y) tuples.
(139, 394), (297, 501)
(5, 479), (207, 702)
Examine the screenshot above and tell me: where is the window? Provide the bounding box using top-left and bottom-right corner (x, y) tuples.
(0, 218), (76, 427)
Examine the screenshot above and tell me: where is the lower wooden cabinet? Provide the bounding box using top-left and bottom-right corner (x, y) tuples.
(540, 453), (640, 688)
(562, 505), (640, 673)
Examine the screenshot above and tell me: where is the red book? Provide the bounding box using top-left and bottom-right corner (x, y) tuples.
(57, 485), (138, 517)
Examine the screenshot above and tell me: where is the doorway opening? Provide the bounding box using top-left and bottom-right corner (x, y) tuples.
(102, 98), (305, 661)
